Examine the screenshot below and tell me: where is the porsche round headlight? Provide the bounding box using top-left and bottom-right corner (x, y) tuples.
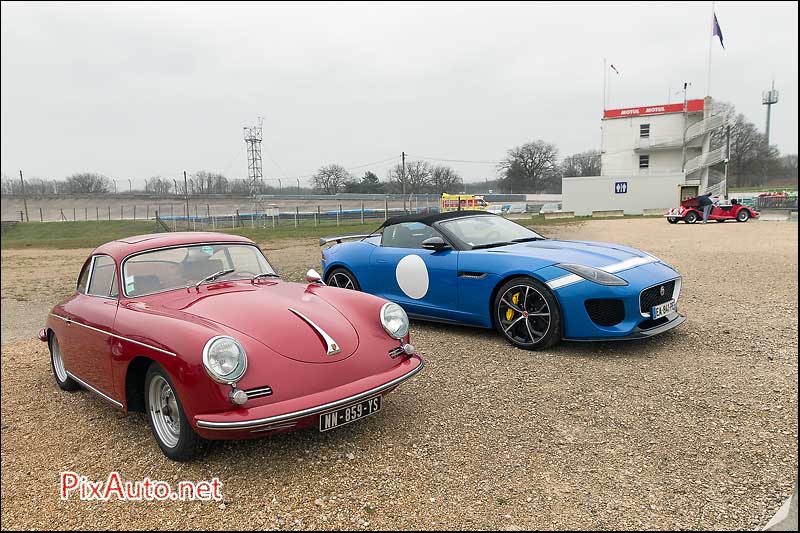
(202, 336), (247, 384)
(380, 302), (409, 339)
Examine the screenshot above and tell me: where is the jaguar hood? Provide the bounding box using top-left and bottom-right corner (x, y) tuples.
(481, 239), (655, 270)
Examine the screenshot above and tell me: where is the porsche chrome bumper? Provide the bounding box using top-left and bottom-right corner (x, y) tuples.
(194, 356), (423, 434)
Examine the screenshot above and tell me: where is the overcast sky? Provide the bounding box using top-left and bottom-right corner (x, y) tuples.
(1, 1), (797, 187)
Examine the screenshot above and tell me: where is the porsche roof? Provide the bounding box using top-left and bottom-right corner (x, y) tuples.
(379, 210), (496, 228)
(93, 232), (255, 259)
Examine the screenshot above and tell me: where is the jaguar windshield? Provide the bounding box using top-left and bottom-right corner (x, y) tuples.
(439, 215), (544, 249)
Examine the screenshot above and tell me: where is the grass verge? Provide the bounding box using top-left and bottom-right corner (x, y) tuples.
(1, 214), (660, 250)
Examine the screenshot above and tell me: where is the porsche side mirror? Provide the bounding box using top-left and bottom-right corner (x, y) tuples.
(421, 236), (449, 251)
(306, 269), (324, 284)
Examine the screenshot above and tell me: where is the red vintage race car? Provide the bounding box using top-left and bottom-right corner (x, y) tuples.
(665, 196), (759, 224)
(39, 232), (423, 461)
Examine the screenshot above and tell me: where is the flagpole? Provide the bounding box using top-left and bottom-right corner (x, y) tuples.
(603, 57), (607, 110)
(706, 1), (715, 96)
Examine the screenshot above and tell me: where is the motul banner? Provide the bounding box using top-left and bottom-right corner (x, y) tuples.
(604, 99), (704, 119)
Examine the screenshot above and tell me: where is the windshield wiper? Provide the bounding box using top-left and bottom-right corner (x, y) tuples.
(471, 241), (514, 250)
(194, 268), (235, 289)
(511, 237), (545, 243)
(251, 272), (280, 282)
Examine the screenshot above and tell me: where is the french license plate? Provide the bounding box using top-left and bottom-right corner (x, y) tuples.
(651, 300), (677, 320)
(319, 396), (381, 432)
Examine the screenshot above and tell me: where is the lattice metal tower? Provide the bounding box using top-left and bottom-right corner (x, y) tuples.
(243, 116), (264, 196)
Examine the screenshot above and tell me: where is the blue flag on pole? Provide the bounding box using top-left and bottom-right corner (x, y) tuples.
(712, 12), (725, 49)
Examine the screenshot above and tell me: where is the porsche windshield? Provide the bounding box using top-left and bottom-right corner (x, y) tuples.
(123, 243), (276, 297)
(440, 215), (544, 249)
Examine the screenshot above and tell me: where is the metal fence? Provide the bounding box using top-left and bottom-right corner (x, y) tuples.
(7, 196), (441, 225)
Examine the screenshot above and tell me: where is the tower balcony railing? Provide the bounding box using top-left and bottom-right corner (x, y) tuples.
(635, 135), (684, 151)
(685, 146), (727, 175)
(685, 112), (732, 143)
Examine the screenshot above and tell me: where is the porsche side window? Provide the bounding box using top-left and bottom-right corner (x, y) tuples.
(87, 255), (118, 299)
(76, 259), (91, 294)
(381, 222), (439, 249)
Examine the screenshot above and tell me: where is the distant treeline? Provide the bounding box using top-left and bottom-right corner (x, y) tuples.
(3, 103), (796, 196)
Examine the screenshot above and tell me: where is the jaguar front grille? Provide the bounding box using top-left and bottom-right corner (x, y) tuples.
(639, 280), (676, 314)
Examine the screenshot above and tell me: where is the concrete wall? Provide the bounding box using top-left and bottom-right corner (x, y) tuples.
(562, 173), (685, 216)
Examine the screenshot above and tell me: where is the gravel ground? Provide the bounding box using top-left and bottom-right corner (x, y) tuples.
(1, 218), (797, 530)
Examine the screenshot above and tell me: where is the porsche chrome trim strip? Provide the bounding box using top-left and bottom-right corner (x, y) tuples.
(319, 234), (373, 246)
(288, 308), (341, 356)
(65, 371), (124, 409)
(196, 359), (424, 430)
(49, 313), (177, 357)
(546, 256), (659, 290)
(244, 386), (273, 400)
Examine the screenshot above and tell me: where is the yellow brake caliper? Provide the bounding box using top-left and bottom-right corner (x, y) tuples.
(506, 292), (520, 321)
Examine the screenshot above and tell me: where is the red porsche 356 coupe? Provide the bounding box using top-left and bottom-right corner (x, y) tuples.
(40, 232), (423, 461)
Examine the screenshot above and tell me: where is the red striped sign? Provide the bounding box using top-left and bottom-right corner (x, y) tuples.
(604, 99), (704, 119)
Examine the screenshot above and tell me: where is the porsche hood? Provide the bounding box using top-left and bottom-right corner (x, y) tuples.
(160, 283), (363, 364)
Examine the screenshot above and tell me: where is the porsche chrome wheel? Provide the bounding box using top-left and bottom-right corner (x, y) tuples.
(144, 364), (204, 461)
(149, 375), (181, 448)
(325, 268), (361, 291)
(494, 277), (561, 350)
(49, 334), (79, 391)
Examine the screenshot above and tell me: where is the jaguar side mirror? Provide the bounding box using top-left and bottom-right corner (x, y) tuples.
(306, 269), (324, 284)
(421, 236), (449, 251)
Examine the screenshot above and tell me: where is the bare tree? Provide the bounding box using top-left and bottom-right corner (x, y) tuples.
(429, 165), (461, 194)
(145, 176), (173, 195)
(64, 172), (111, 194)
(498, 141), (560, 193)
(387, 160), (431, 194)
(562, 150), (601, 177)
(312, 164), (350, 194)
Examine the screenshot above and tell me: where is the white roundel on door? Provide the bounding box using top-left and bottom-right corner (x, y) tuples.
(396, 254), (429, 299)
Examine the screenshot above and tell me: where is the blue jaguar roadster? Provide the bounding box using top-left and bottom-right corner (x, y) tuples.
(319, 211), (684, 349)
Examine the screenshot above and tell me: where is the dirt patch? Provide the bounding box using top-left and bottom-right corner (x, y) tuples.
(1, 218), (797, 530)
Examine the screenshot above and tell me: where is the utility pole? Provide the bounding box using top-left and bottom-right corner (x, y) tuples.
(296, 178), (300, 194)
(184, 170), (189, 221)
(401, 151), (406, 212)
(128, 178), (132, 193)
(763, 79), (779, 146)
(680, 82), (690, 173)
(173, 178), (178, 195)
(113, 179), (118, 194)
(762, 80), (779, 185)
(19, 170), (29, 222)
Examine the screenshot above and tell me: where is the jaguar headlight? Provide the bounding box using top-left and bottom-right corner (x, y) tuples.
(556, 263), (628, 286)
(202, 336), (247, 384)
(380, 302), (409, 339)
